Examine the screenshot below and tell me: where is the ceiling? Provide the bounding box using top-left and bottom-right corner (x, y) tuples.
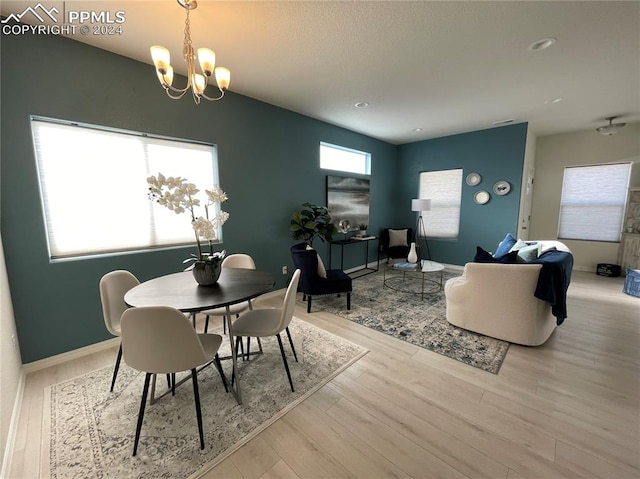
(2, 0), (639, 144)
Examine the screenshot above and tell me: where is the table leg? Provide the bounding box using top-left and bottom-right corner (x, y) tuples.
(226, 305), (243, 405)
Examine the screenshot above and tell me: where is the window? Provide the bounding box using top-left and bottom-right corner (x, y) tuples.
(320, 142), (371, 175)
(558, 162), (631, 242)
(31, 118), (220, 259)
(418, 169), (463, 238)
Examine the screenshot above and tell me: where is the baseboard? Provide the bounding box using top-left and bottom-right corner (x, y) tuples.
(23, 337), (120, 374)
(1, 370), (25, 479)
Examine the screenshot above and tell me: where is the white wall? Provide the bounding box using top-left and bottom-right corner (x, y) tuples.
(530, 122), (640, 271)
(0, 233), (23, 476)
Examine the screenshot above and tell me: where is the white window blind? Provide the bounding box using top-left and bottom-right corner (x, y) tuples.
(31, 118), (219, 259)
(418, 169), (463, 238)
(320, 142), (371, 175)
(558, 162), (631, 242)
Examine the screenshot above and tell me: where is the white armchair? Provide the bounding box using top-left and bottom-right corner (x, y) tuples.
(444, 262), (558, 346)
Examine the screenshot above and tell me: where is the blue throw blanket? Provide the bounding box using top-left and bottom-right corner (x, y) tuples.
(530, 249), (574, 325)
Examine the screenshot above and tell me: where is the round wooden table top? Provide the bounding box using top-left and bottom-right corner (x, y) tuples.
(124, 268), (276, 313)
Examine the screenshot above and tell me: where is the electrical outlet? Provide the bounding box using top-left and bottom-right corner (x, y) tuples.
(282, 265), (288, 275)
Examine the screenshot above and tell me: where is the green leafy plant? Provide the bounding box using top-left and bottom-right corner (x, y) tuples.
(290, 202), (338, 245)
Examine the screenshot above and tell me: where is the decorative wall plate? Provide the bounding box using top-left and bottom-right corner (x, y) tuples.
(474, 190), (490, 205)
(466, 172), (482, 186)
(493, 180), (511, 196)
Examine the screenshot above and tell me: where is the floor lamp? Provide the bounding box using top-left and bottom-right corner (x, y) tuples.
(411, 199), (432, 261)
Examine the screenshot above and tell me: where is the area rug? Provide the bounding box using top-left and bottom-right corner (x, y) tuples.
(319, 268), (509, 374)
(43, 318), (367, 479)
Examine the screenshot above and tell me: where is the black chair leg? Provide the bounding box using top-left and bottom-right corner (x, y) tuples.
(191, 369), (205, 450)
(347, 292), (351, 310)
(276, 333), (294, 392)
(246, 336), (251, 360)
(171, 373), (176, 396)
(213, 353), (228, 392)
(307, 295), (312, 313)
(166, 374), (171, 390)
(110, 343), (122, 392)
(257, 337), (263, 352)
(204, 315), (210, 333)
(133, 372), (152, 456)
(285, 327), (298, 362)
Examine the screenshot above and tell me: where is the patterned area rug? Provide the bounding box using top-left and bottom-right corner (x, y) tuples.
(43, 318), (367, 479)
(318, 268), (509, 374)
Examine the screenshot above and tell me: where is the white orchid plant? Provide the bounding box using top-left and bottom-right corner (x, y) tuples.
(147, 173), (229, 268)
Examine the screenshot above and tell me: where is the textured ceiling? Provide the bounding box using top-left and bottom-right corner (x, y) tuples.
(2, 0), (639, 144)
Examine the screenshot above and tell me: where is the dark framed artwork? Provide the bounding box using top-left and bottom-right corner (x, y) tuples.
(326, 175), (370, 231)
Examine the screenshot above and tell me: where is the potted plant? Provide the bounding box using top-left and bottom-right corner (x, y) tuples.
(147, 173), (229, 285)
(290, 202), (338, 246)
(357, 223), (368, 236)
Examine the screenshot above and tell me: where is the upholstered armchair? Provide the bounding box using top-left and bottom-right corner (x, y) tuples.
(380, 228), (413, 262)
(290, 242), (352, 313)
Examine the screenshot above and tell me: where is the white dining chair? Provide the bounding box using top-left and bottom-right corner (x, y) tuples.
(120, 305), (228, 456)
(201, 254), (256, 334)
(232, 269), (301, 392)
(99, 270), (140, 392)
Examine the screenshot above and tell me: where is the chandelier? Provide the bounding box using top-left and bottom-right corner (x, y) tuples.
(150, 0), (230, 104)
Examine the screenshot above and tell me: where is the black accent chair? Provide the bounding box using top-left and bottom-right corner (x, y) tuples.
(290, 242), (352, 313)
(380, 228), (413, 262)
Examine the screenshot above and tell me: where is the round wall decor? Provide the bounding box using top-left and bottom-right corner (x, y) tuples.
(474, 190), (490, 205)
(493, 180), (511, 196)
(466, 172), (482, 186)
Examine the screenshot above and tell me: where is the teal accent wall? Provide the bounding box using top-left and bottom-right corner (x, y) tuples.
(1, 32), (397, 362)
(396, 124), (528, 265)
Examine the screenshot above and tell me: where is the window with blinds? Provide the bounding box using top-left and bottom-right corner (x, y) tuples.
(418, 169), (463, 238)
(558, 162), (631, 242)
(320, 142), (371, 175)
(31, 117), (220, 259)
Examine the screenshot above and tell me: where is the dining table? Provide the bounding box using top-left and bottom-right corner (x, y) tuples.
(124, 268), (276, 405)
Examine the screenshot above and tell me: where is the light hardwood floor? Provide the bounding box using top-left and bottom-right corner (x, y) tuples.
(8, 271), (640, 478)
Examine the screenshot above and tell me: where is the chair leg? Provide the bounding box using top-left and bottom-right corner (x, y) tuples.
(246, 336), (251, 360)
(191, 369), (205, 450)
(223, 316), (227, 334)
(171, 373), (176, 396)
(285, 327), (298, 362)
(110, 343), (122, 392)
(347, 292), (351, 310)
(213, 353), (228, 392)
(257, 337), (263, 352)
(166, 374), (171, 390)
(133, 372), (152, 456)
(307, 295), (312, 313)
(276, 333), (294, 392)
(204, 315), (210, 333)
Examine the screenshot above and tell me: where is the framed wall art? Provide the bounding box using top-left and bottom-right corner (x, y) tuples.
(326, 175), (370, 231)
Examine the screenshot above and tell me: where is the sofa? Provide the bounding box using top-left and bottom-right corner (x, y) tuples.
(444, 239), (572, 346)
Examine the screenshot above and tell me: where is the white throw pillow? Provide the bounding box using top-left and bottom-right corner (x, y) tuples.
(306, 245), (327, 278)
(388, 229), (408, 247)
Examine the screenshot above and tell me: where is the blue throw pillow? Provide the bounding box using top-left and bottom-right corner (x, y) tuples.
(494, 233), (517, 258)
(474, 246), (518, 264)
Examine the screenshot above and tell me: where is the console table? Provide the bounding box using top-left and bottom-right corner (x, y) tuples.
(329, 236), (379, 278)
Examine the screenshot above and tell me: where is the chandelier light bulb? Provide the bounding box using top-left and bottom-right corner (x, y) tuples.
(215, 67), (231, 91)
(150, 45), (171, 73)
(197, 48), (216, 76)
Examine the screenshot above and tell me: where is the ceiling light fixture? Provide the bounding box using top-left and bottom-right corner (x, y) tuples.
(493, 119), (515, 126)
(150, 0), (230, 104)
(545, 97), (563, 104)
(412, 128), (423, 132)
(596, 116), (626, 136)
(354, 102), (369, 108)
(528, 37), (557, 51)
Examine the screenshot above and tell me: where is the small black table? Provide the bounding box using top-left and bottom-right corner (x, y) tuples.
(329, 236), (379, 278)
(124, 268), (275, 405)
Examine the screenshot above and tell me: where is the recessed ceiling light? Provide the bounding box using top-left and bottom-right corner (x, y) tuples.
(493, 119), (515, 126)
(412, 128), (423, 132)
(545, 97), (563, 104)
(528, 37), (557, 51)
(354, 101), (369, 108)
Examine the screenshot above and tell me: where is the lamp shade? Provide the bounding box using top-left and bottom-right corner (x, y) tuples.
(411, 199), (432, 212)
